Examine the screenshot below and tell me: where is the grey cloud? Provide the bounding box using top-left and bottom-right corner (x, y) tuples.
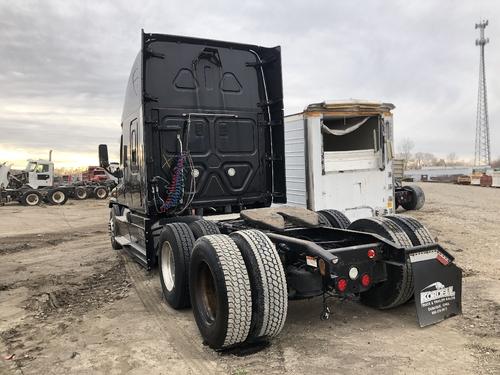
(0, 0), (499, 164)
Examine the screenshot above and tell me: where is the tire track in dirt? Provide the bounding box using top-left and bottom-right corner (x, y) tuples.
(123, 253), (289, 375)
(122, 254), (223, 375)
(0, 224), (107, 255)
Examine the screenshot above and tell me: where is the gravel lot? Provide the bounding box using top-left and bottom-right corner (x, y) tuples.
(0, 183), (499, 374)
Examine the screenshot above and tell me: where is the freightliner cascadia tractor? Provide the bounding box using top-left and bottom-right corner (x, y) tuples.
(99, 31), (462, 351)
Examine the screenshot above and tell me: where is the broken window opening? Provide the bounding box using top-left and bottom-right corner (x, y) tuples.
(322, 116), (379, 152)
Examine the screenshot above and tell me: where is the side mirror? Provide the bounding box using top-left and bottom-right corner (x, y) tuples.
(99, 144), (109, 168)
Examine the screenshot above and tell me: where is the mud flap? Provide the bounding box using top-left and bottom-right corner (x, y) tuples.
(409, 249), (462, 327)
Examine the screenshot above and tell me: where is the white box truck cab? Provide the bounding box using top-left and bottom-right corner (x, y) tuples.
(0, 159), (70, 206)
(285, 100), (395, 221)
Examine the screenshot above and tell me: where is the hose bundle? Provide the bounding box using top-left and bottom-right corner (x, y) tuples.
(160, 154), (186, 212)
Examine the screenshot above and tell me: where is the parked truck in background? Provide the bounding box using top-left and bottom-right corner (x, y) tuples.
(284, 101), (424, 222)
(62, 165), (118, 201)
(0, 159), (69, 206)
(81, 166), (109, 183)
(99, 31), (462, 352)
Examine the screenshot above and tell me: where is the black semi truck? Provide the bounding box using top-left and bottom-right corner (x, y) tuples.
(99, 31), (462, 350)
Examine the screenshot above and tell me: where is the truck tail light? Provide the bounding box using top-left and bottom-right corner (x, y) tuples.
(361, 273), (371, 287)
(367, 249), (376, 259)
(337, 278), (348, 292)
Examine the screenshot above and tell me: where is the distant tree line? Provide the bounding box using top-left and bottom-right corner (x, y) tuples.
(396, 137), (500, 170)
(54, 167), (87, 176)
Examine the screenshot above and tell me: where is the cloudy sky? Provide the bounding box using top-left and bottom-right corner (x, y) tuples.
(1, 0), (499, 168)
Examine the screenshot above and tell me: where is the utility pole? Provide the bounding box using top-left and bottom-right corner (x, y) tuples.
(474, 20), (491, 166)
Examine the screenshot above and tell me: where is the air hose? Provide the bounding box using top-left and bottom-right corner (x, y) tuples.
(160, 154), (186, 211)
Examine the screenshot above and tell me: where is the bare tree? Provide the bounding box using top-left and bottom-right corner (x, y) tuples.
(422, 153), (437, 167)
(491, 157), (500, 169)
(436, 158), (446, 167)
(414, 152), (424, 169)
(398, 138), (415, 169)
(446, 152), (457, 166)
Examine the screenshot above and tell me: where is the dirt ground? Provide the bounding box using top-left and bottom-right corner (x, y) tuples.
(0, 183), (499, 374)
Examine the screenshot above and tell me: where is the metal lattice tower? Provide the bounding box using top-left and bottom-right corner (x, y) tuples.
(474, 20), (491, 166)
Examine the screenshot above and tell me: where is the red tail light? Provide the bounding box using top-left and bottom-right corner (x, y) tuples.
(367, 249), (376, 259)
(361, 273), (371, 287)
(337, 278), (348, 292)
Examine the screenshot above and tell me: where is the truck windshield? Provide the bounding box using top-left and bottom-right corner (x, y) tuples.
(35, 164), (49, 173)
(27, 162), (37, 172)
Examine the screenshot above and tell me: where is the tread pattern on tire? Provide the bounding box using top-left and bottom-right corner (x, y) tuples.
(202, 235), (252, 347)
(318, 209), (351, 229)
(316, 212), (333, 227)
(384, 215), (435, 304)
(160, 223), (195, 308)
(230, 230), (287, 339)
(349, 217), (414, 309)
(385, 215), (434, 246)
(189, 219), (220, 239)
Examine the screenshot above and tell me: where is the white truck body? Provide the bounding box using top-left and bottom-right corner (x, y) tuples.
(285, 100), (395, 221)
(0, 159), (54, 189)
(0, 163), (12, 188)
(492, 170), (500, 187)
(25, 159), (54, 188)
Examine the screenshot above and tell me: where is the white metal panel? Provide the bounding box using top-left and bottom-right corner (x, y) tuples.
(471, 176), (481, 185)
(306, 114), (394, 221)
(324, 149), (377, 172)
(284, 115), (307, 207)
(0, 164), (11, 187)
(492, 172), (500, 187)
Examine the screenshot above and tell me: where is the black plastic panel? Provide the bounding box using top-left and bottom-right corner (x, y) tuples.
(139, 32), (286, 213)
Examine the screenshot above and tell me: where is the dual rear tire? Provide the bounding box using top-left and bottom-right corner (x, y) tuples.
(47, 189), (68, 205)
(316, 209), (351, 229)
(348, 215), (433, 309)
(190, 231), (287, 349)
(75, 186), (88, 200)
(157, 214), (431, 348)
(21, 190), (42, 206)
(349, 217), (413, 309)
(158, 220), (287, 350)
(158, 223), (196, 309)
(21, 189), (67, 206)
(94, 186), (109, 200)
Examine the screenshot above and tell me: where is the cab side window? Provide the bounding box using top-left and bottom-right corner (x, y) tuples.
(35, 164), (49, 173)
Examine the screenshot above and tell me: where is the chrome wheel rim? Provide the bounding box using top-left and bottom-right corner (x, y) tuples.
(161, 242), (175, 291)
(52, 191), (65, 204)
(198, 262), (217, 324)
(26, 193), (39, 205)
(96, 188), (106, 198)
